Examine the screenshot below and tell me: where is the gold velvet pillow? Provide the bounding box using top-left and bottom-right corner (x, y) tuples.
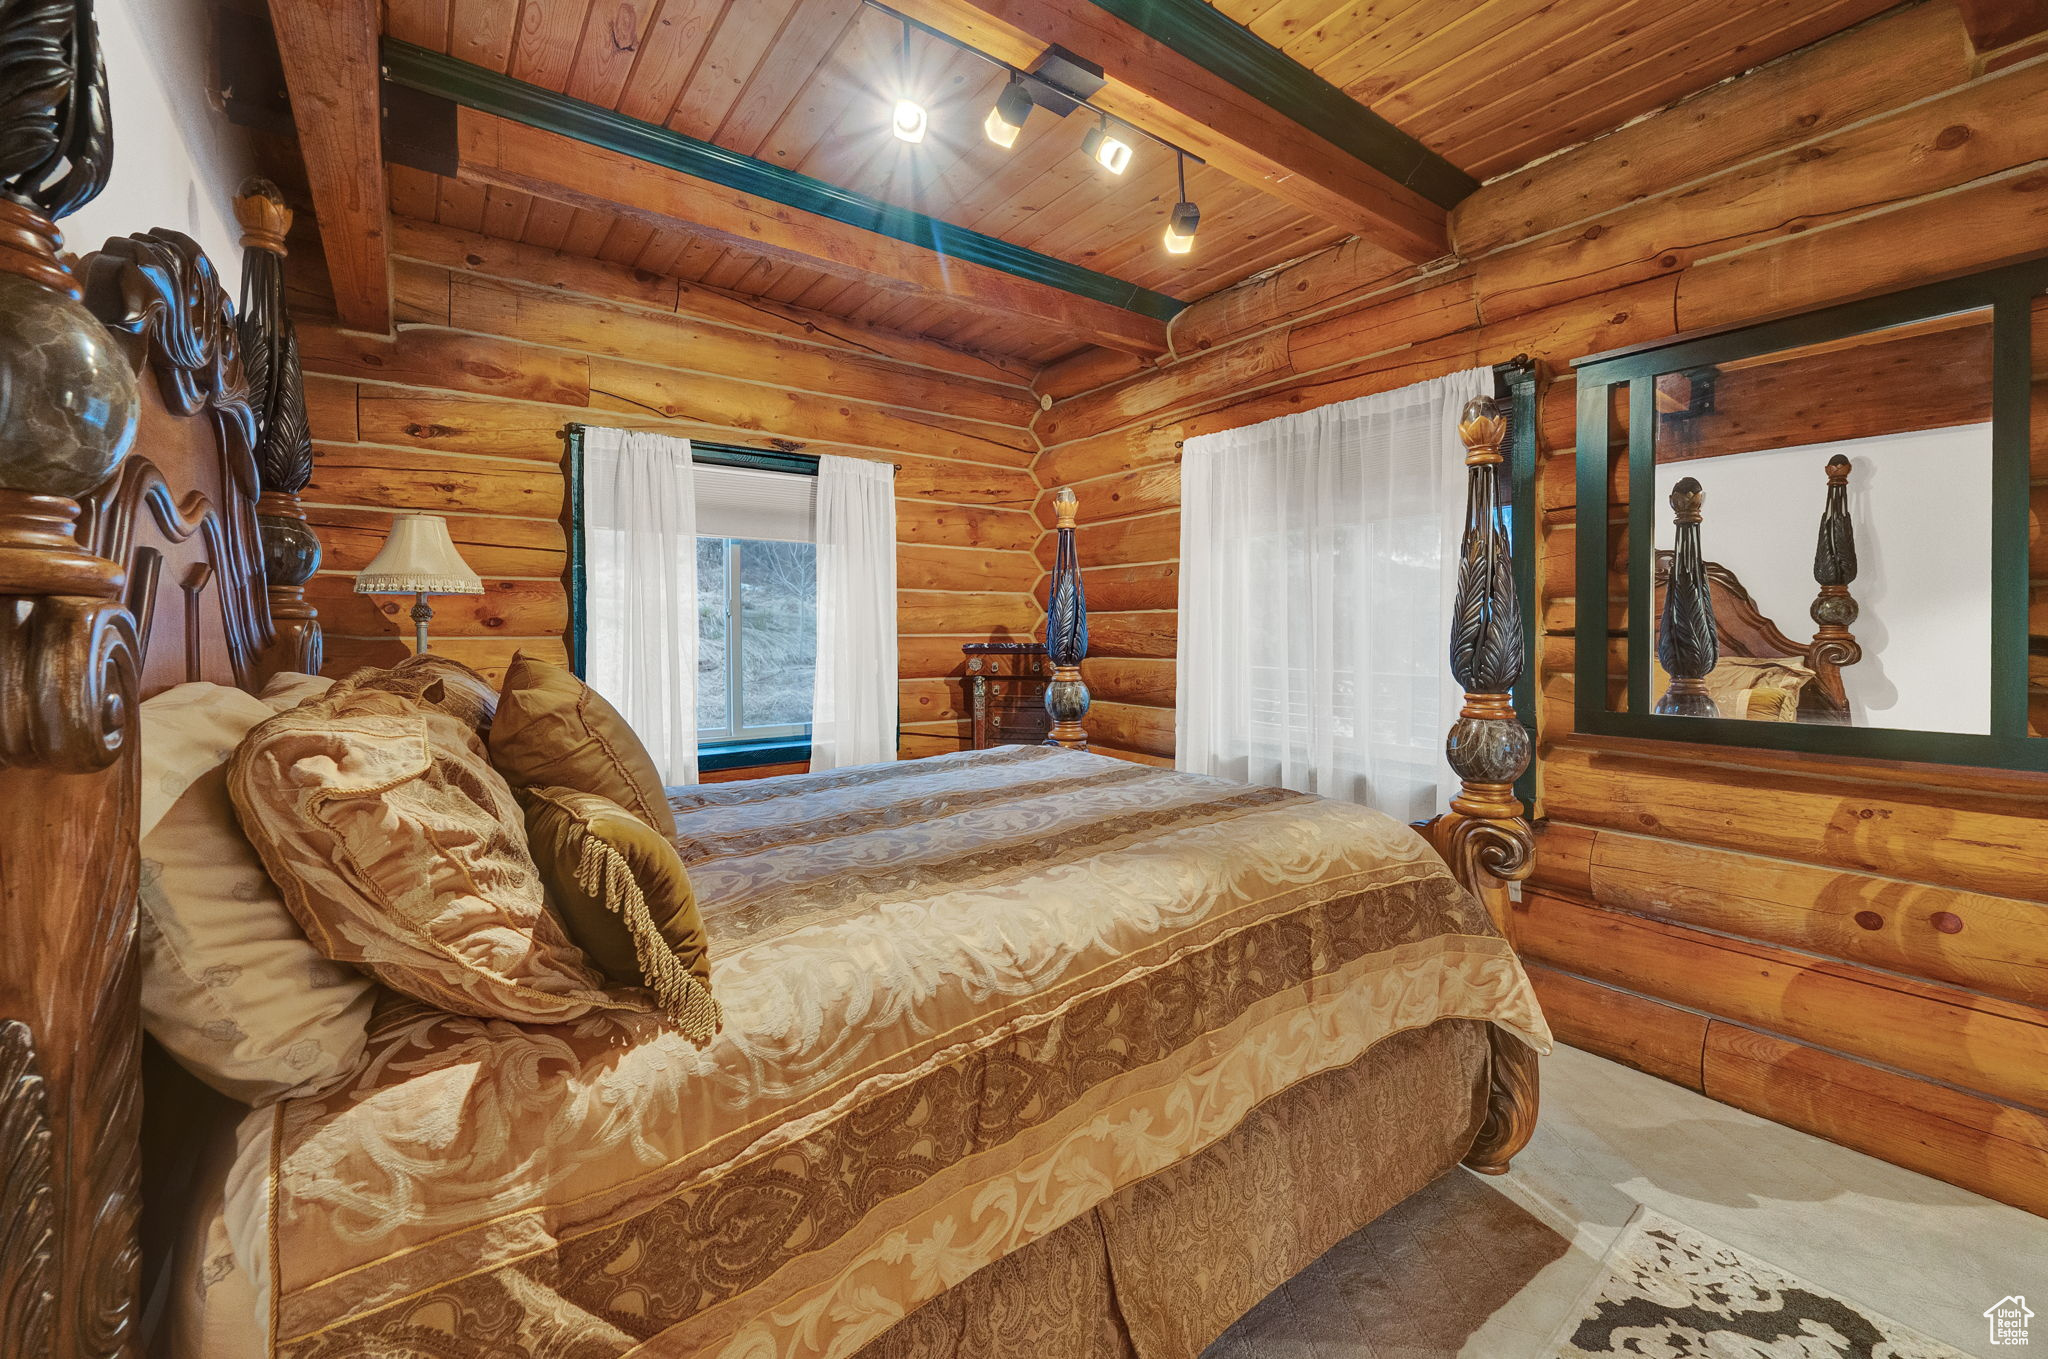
(524, 786), (719, 1043)
(229, 686), (638, 1024)
(339, 652), (499, 732)
(489, 653), (677, 839)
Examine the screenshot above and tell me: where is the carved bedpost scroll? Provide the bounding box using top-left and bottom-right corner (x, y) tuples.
(1418, 395), (1539, 1178)
(1806, 454), (1860, 719)
(236, 178), (322, 679)
(0, 0), (146, 1353)
(1654, 476), (1720, 717)
(1042, 486), (1091, 751)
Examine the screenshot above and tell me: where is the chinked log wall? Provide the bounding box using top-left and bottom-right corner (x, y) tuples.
(1028, 0), (2048, 1213)
(288, 216), (1047, 763)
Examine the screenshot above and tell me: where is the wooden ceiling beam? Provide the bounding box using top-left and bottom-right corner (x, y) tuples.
(887, 0), (1462, 265)
(452, 111), (1171, 357)
(266, 0), (391, 334)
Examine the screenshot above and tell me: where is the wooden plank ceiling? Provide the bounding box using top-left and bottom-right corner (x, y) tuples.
(376, 0), (1898, 367)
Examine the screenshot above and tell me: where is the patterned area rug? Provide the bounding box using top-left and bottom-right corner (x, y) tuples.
(1553, 1208), (1969, 1358)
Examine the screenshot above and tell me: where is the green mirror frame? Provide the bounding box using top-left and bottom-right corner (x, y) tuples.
(1570, 255), (2048, 772)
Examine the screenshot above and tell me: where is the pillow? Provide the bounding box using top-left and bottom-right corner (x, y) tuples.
(524, 786), (720, 1043)
(229, 686), (638, 1024)
(489, 652), (677, 839)
(138, 683), (374, 1104)
(258, 670), (333, 711)
(338, 652), (498, 732)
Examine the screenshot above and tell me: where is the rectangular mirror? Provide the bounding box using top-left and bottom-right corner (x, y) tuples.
(1573, 258), (2047, 770)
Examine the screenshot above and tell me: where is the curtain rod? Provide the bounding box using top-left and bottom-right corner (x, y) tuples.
(561, 425), (900, 471)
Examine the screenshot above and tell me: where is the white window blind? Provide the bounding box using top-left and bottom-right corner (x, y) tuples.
(694, 462), (816, 541)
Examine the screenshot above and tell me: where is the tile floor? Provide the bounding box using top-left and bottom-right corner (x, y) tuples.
(1207, 1044), (2046, 1358)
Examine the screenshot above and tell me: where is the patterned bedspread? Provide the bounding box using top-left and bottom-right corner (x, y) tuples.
(263, 747), (1549, 1358)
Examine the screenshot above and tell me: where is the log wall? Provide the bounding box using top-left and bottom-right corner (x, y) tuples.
(291, 217), (1045, 761)
(1030, 0), (2048, 1213)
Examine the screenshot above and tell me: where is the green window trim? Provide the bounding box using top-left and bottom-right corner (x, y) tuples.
(564, 426), (907, 770)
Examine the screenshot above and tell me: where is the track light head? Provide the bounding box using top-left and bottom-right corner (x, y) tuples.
(891, 17), (925, 144)
(1163, 200), (1200, 254)
(893, 98), (928, 143)
(1083, 119), (1132, 174)
(985, 77), (1032, 148)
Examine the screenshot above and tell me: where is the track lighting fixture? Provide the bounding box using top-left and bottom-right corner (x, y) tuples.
(1083, 116), (1132, 175)
(892, 19), (926, 144)
(1163, 153), (1200, 254)
(985, 75), (1033, 149)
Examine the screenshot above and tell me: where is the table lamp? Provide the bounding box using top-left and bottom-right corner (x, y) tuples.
(353, 514), (483, 654)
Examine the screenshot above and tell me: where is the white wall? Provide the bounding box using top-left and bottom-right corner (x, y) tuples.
(62, 0), (255, 295)
(1655, 423), (1994, 734)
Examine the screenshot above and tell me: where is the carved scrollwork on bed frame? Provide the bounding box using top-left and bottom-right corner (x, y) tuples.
(236, 178), (323, 678)
(0, 4), (323, 1351)
(78, 222), (272, 690)
(1421, 393), (1541, 1176)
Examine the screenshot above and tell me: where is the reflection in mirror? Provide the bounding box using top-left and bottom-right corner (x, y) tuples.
(2032, 291), (2046, 739)
(1645, 307), (1995, 733)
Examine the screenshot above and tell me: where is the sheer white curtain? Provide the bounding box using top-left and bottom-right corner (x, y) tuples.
(584, 427), (699, 786)
(809, 456), (897, 771)
(1176, 368), (1491, 821)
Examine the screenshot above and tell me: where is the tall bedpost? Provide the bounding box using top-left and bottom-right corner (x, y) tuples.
(1654, 476), (1719, 716)
(1806, 454), (1860, 720)
(236, 178), (323, 680)
(1423, 394), (1539, 1177)
(1043, 486), (1091, 750)
(0, 0), (148, 1350)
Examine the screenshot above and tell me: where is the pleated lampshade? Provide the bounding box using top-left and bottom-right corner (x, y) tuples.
(353, 515), (483, 597)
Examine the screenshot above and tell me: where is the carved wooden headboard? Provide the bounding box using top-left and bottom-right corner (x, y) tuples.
(0, 2), (322, 1346)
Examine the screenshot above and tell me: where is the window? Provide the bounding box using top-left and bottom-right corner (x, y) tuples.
(696, 536), (817, 742)
(692, 458), (819, 749)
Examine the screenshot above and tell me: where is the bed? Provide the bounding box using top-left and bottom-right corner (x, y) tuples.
(0, 24), (1546, 1357)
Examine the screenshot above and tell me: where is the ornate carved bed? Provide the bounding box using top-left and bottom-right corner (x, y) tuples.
(1654, 454), (1863, 722)
(0, 9), (1543, 1355)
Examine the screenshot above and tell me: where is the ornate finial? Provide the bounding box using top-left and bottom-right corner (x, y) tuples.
(1668, 476), (1703, 524)
(233, 178), (292, 256)
(0, 0), (115, 223)
(1807, 454), (1860, 713)
(1655, 476), (1718, 717)
(1054, 486), (1079, 529)
(1459, 395), (1506, 466)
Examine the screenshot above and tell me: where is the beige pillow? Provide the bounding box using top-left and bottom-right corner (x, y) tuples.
(230, 686), (638, 1024)
(338, 652), (499, 732)
(258, 670), (333, 711)
(138, 683), (374, 1104)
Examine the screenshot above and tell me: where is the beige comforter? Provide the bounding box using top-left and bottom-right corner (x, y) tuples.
(263, 746), (1549, 1358)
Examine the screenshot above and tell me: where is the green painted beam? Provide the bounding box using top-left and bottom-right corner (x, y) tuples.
(379, 39), (1184, 322)
(1085, 0), (1477, 209)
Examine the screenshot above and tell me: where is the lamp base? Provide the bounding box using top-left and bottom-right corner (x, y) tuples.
(410, 592), (434, 654)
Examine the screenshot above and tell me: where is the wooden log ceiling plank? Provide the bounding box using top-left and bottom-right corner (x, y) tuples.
(886, 0), (1454, 264)
(267, 0), (391, 333)
(446, 110), (1171, 357)
(1959, 0), (2048, 53)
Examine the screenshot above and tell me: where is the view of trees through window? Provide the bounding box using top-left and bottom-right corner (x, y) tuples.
(697, 537), (816, 740)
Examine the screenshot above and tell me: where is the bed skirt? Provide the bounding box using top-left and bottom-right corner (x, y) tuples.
(853, 1017), (1491, 1359)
